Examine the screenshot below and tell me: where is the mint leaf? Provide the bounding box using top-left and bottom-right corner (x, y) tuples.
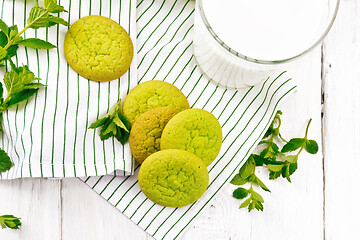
(239, 198), (251, 209)
(305, 140), (318, 154)
(18, 38), (56, 49)
(230, 174), (248, 185)
(254, 176), (270, 192)
(239, 155), (255, 179)
(0, 148), (12, 172)
(269, 170), (282, 180)
(44, 0), (67, 13)
(248, 200), (263, 212)
(113, 113), (129, 133)
(28, 6), (69, 29)
(47, 15), (69, 26)
(250, 191), (264, 203)
(281, 138), (306, 153)
(280, 154), (298, 163)
(253, 154), (264, 166)
(6, 88), (39, 109)
(266, 164), (284, 172)
(282, 164), (292, 182)
(253, 200), (264, 211)
(100, 121), (117, 141)
(115, 125), (129, 144)
(233, 187), (248, 199)
(90, 99), (130, 144)
(289, 162), (298, 176)
(0, 19), (9, 36)
(3, 65), (40, 96)
(0, 46), (7, 61)
(0, 215), (21, 229)
(89, 116), (110, 129)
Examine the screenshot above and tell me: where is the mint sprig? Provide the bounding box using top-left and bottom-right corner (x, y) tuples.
(231, 111), (319, 211)
(89, 99), (130, 144)
(0, 0), (68, 64)
(0, 215), (21, 229)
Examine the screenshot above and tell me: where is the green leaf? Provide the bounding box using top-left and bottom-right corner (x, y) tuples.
(6, 88), (39, 109)
(239, 155), (255, 179)
(281, 138), (306, 153)
(28, 6), (69, 29)
(115, 125), (129, 144)
(28, 7), (51, 29)
(233, 187), (248, 199)
(23, 82), (46, 89)
(250, 191), (264, 203)
(18, 38), (56, 49)
(253, 154), (264, 166)
(248, 200), (264, 212)
(0, 81), (3, 101)
(47, 15), (69, 26)
(280, 154), (298, 163)
(100, 121), (117, 140)
(0, 46), (7, 61)
(266, 164), (284, 172)
(270, 142), (280, 153)
(89, 116), (110, 129)
(44, 0), (67, 13)
(263, 127), (273, 139)
(3, 65), (40, 94)
(0, 19), (9, 36)
(239, 198), (251, 209)
(289, 162), (298, 176)
(230, 174), (248, 185)
(118, 112), (130, 130)
(0, 148), (13, 172)
(254, 176), (271, 192)
(305, 139), (318, 154)
(0, 215), (21, 229)
(6, 44), (18, 59)
(113, 113), (129, 133)
(8, 25), (18, 40)
(254, 200), (264, 211)
(282, 164), (291, 182)
(0, 31), (7, 46)
(269, 170), (282, 180)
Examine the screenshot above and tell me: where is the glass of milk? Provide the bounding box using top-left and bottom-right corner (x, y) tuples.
(193, 0), (340, 89)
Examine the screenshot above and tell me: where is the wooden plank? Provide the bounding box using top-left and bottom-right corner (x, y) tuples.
(322, 1), (360, 239)
(61, 178), (151, 239)
(0, 179), (61, 240)
(181, 49), (324, 239)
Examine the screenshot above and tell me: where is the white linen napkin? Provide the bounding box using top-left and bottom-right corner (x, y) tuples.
(0, 0), (137, 179)
(82, 1), (297, 239)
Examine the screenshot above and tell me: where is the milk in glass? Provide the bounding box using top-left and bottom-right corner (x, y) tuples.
(193, 0), (333, 88)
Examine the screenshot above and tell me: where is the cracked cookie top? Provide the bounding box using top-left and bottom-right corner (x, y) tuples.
(138, 149), (209, 207)
(160, 108), (222, 166)
(64, 15), (133, 82)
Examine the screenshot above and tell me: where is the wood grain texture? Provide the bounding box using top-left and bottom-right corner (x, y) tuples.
(0, 179), (61, 240)
(322, 1), (360, 239)
(61, 178), (152, 240)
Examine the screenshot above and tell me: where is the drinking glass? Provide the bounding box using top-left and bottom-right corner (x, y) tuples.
(193, 0), (340, 89)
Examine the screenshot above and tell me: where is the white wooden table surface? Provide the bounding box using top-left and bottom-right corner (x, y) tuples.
(1, 1), (359, 239)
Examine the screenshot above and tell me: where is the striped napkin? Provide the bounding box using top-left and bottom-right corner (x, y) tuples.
(82, 1), (297, 239)
(0, 0), (137, 179)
